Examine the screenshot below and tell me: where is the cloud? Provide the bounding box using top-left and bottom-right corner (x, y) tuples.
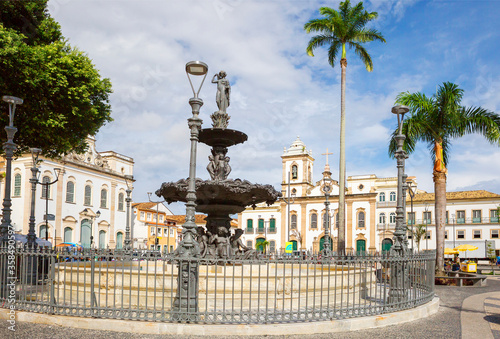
(48, 0), (500, 208)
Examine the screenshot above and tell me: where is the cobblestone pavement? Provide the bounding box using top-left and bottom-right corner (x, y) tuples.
(2, 277), (500, 339)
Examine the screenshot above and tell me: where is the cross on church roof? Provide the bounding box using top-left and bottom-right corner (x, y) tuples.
(322, 148), (333, 165)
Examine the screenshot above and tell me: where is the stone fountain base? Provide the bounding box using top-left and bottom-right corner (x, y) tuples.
(53, 261), (377, 313)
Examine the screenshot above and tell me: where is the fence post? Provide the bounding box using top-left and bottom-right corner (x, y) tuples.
(49, 252), (56, 314)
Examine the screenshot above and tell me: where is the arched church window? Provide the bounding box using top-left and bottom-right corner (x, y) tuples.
(291, 165), (298, 179)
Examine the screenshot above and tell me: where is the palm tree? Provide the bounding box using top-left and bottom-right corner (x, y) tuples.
(305, 1), (385, 254)
(411, 224), (427, 253)
(390, 82), (500, 274)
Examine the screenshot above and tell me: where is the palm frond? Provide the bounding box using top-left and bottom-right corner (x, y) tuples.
(353, 28), (386, 43)
(350, 42), (373, 71)
(306, 34), (335, 57)
(304, 18), (333, 34)
(327, 41), (342, 67)
(454, 106), (500, 143)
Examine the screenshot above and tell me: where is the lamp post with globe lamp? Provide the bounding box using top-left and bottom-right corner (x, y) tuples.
(0, 96), (22, 244)
(171, 61), (208, 320)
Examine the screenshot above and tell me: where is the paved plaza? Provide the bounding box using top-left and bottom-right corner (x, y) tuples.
(1, 276), (499, 339)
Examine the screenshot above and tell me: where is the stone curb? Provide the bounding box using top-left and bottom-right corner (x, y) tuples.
(0, 297), (439, 336)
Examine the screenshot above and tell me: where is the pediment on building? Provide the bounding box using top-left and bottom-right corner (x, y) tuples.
(62, 136), (111, 170)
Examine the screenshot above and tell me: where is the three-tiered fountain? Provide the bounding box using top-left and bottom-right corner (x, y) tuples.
(156, 69), (281, 260)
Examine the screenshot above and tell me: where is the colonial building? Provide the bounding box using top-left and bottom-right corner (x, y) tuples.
(131, 202), (178, 252)
(239, 137), (500, 256)
(3, 136), (134, 249)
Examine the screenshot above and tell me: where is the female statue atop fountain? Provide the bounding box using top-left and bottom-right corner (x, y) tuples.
(212, 71), (230, 113)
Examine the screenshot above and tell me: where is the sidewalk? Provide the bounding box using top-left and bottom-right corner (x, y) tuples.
(1, 277), (500, 338)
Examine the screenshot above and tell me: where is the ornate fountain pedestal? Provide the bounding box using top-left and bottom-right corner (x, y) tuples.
(157, 126), (281, 260)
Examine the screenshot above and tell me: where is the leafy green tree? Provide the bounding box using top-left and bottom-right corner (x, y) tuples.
(390, 82), (500, 273)
(0, 1), (112, 157)
(304, 0), (385, 253)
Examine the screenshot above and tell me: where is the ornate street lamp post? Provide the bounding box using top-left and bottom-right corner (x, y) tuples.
(388, 105), (410, 304)
(0, 96), (22, 244)
(148, 192), (167, 252)
(27, 148), (42, 249)
(41, 168), (62, 242)
(407, 179), (416, 251)
(322, 177), (333, 257)
(90, 210), (101, 248)
(124, 175), (133, 252)
(282, 172), (296, 247)
(172, 61), (208, 320)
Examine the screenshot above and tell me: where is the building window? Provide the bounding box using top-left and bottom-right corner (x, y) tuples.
(358, 211), (365, 228)
(311, 213), (317, 229)
(100, 189), (107, 208)
(270, 218), (276, 232)
(13, 173), (21, 197)
(335, 213), (339, 228)
(291, 214), (297, 229)
(457, 210), (465, 224)
(389, 212), (396, 224)
(389, 191), (396, 202)
(444, 231), (448, 239)
(41, 176), (51, 199)
(147, 213), (152, 221)
(426, 231), (431, 240)
(170, 228), (174, 236)
(291, 165), (298, 179)
(423, 211), (432, 224)
(64, 227), (72, 243)
(492, 230), (499, 239)
(473, 230), (481, 239)
(118, 193), (124, 211)
(472, 210), (482, 223)
(490, 210), (499, 223)
(150, 227), (155, 236)
(258, 218), (264, 232)
(99, 230), (106, 249)
(66, 181), (75, 203)
(246, 240), (252, 248)
(153, 214), (157, 221)
(379, 192), (385, 202)
(457, 230), (465, 239)
(407, 212), (415, 225)
(247, 219), (253, 231)
(269, 240), (276, 253)
(157, 228), (161, 236)
(379, 213), (386, 224)
(39, 225), (47, 239)
(84, 185), (92, 206)
(116, 232), (123, 249)
(140, 211), (145, 220)
(159, 215), (164, 223)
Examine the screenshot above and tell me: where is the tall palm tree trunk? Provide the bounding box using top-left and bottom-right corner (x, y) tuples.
(338, 58), (347, 255)
(434, 171), (446, 274)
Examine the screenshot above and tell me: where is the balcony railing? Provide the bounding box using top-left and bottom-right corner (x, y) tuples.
(377, 223), (395, 231)
(376, 201), (397, 208)
(245, 227), (254, 234)
(406, 217), (499, 226)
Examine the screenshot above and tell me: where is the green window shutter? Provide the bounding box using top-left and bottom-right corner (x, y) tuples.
(247, 219), (253, 229)
(270, 218), (276, 231)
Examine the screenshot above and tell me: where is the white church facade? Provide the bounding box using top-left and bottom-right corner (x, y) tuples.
(2, 136), (134, 249)
(239, 137), (500, 256)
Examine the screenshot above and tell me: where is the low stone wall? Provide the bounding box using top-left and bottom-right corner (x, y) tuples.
(53, 261), (377, 312)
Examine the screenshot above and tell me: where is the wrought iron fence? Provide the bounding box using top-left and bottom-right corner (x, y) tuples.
(0, 247), (435, 324)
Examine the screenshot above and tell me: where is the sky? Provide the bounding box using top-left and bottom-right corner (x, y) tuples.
(47, 0), (500, 214)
